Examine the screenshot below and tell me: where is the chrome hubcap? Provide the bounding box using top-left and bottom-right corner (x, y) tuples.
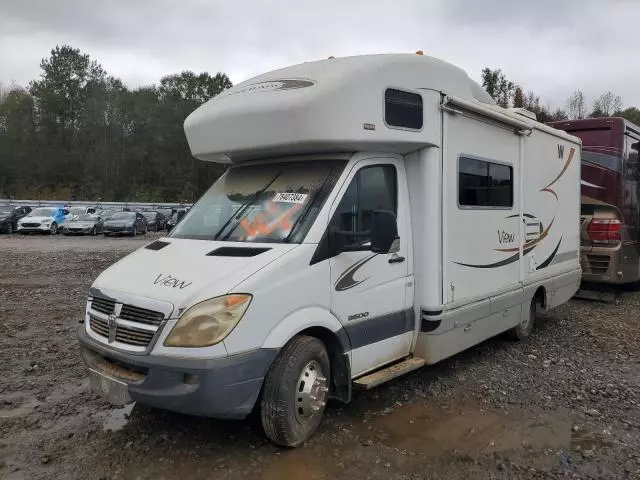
(295, 360), (328, 421)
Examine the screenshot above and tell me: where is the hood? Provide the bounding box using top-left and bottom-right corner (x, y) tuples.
(91, 238), (297, 311)
(21, 216), (54, 223)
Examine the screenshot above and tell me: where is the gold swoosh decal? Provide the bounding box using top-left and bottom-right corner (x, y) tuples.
(542, 147), (575, 191)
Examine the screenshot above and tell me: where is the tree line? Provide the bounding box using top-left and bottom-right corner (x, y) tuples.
(481, 67), (640, 125)
(2, 47), (640, 202)
(0, 45), (232, 202)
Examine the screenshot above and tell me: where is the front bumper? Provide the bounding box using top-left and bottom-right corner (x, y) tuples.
(78, 326), (278, 419)
(18, 224), (52, 232)
(64, 226), (93, 235)
(104, 225), (134, 234)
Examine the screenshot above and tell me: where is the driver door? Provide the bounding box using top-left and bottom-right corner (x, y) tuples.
(329, 159), (412, 377)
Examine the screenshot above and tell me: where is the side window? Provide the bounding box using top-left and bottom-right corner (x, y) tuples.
(332, 165), (397, 237)
(384, 89), (423, 130)
(459, 157), (513, 208)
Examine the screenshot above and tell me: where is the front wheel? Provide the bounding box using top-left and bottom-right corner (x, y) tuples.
(50, 223), (58, 235)
(509, 297), (538, 340)
(91, 227), (97, 236)
(261, 335), (330, 447)
(131, 226), (137, 237)
(6, 223), (13, 234)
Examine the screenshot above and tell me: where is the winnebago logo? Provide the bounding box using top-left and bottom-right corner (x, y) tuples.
(558, 144), (564, 159)
(497, 230), (515, 244)
(153, 273), (192, 289)
(222, 79), (315, 96)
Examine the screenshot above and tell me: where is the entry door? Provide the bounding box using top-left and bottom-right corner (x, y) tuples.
(329, 159), (411, 376)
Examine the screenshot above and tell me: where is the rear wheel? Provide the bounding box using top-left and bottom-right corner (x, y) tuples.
(131, 226), (137, 237)
(261, 335), (330, 447)
(509, 297), (538, 340)
(91, 227), (97, 236)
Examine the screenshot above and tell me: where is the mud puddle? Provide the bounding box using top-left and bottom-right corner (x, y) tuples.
(364, 403), (572, 456)
(98, 403), (135, 431)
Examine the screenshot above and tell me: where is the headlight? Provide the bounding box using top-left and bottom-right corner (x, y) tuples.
(164, 294), (252, 347)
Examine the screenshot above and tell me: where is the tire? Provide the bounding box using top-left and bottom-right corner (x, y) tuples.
(261, 335), (330, 447)
(104, 232), (109, 237)
(131, 226), (137, 237)
(50, 223), (58, 235)
(91, 227), (96, 236)
(6, 223), (13, 234)
(509, 297), (537, 341)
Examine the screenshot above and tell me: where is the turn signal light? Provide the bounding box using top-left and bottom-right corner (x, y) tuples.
(587, 218), (622, 245)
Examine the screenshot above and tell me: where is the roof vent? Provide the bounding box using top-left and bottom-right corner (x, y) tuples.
(508, 108), (537, 121)
(145, 240), (170, 251)
(206, 246), (271, 257)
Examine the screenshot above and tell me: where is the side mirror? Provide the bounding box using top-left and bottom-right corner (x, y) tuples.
(329, 210), (400, 256)
(370, 210), (400, 254)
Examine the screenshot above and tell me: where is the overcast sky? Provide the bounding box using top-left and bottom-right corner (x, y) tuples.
(1, 0), (639, 110)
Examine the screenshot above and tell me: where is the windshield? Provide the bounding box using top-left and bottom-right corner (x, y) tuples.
(143, 212), (157, 219)
(68, 207), (86, 215)
(109, 212), (135, 220)
(170, 160), (345, 242)
(75, 214), (95, 221)
(29, 207), (57, 217)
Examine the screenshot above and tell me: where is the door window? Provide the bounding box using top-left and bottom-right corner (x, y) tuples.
(331, 165), (397, 241)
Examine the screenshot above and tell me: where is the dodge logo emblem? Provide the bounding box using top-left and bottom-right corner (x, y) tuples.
(107, 314), (117, 343)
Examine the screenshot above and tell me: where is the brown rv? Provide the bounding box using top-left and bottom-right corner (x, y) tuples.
(549, 117), (640, 284)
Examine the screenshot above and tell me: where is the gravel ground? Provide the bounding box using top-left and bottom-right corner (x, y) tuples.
(0, 234), (638, 480)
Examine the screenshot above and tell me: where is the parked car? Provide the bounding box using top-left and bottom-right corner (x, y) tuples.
(103, 211), (147, 236)
(17, 207), (70, 234)
(155, 207), (174, 220)
(62, 214), (104, 236)
(0, 205), (31, 234)
(141, 211), (167, 231)
(67, 206), (90, 219)
(166, 209), (187, 232)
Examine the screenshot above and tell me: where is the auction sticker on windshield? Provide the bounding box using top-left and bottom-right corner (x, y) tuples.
(272, 192), (308, 204)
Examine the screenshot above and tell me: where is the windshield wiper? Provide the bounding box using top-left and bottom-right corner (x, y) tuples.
(214, 171), (282, 241)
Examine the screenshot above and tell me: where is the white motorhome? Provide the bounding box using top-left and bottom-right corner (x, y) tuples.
(79, 53), (582, 447)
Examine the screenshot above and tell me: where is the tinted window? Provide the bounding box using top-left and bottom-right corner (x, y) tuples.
(385, 89), (423, 129)
(459, 157), (513, 208)
(332, 165), (397, 237)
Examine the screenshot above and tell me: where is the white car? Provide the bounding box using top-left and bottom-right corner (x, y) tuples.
(17, 207), (71, 234)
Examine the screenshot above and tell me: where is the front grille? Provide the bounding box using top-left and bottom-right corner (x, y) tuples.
(587, 254), (610, 275)
(88, 297), (166, 350)
(115, 325), (155, 346)
(89, 314), (110, 337)
(22, 222), (40, 228)
(120, 304), (163, 326)
(91, 297), (115, 315)
(89, 314), (156, 347)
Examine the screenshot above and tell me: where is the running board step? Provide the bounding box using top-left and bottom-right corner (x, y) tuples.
(354, 357), (426, 390)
